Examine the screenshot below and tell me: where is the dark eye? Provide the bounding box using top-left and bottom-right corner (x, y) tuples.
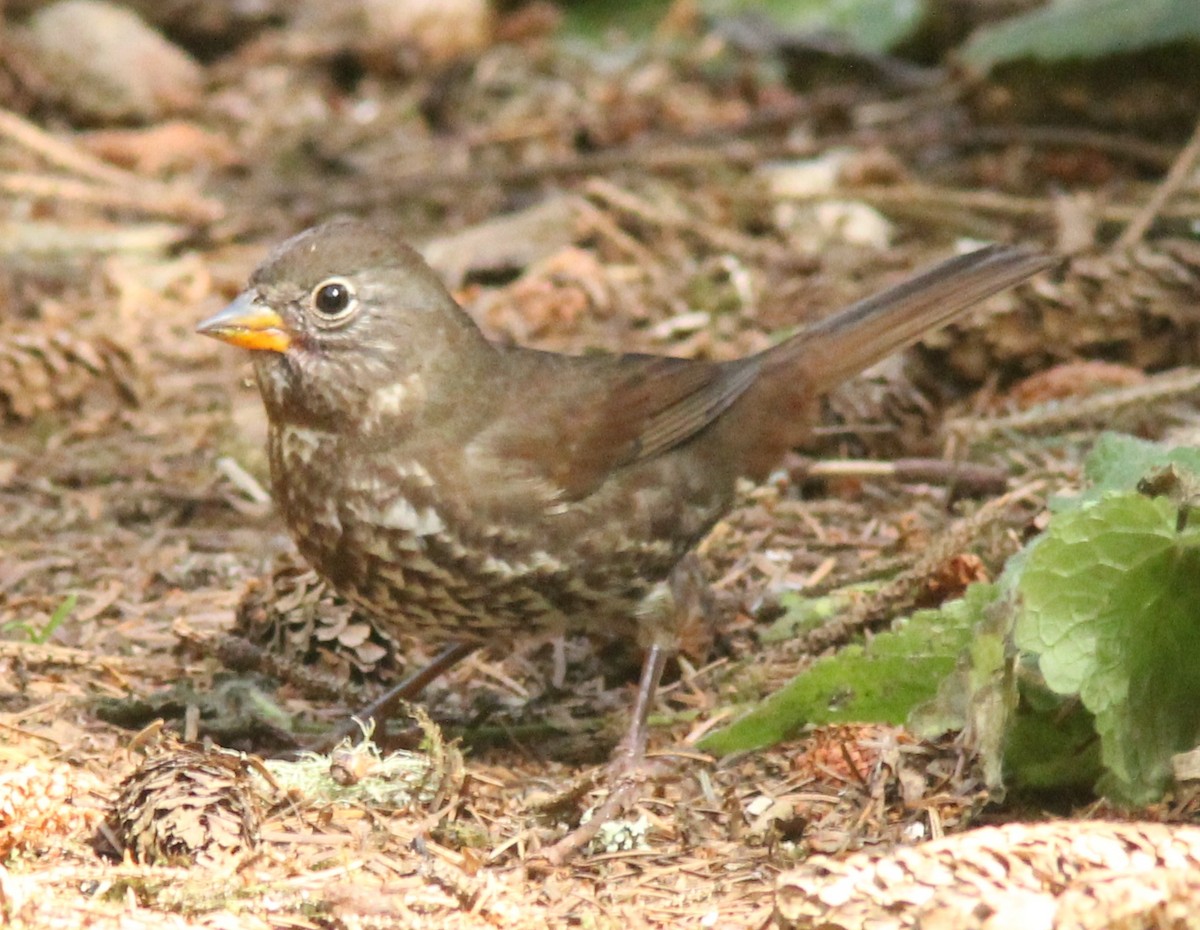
(310, 278), (356, 320)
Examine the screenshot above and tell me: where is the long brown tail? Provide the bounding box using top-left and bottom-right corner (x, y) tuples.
(764, 244), (1055, 393)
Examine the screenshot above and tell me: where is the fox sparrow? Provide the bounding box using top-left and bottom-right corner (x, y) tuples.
(199, 220), (1049, 848)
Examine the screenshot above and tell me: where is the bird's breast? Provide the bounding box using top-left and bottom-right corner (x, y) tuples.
(264, 421), (676, 641)
(268, 423), (345, 562)
(359, 373), (426, 435)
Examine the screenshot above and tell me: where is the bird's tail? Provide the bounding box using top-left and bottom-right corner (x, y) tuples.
(763, 244), (1055, 392)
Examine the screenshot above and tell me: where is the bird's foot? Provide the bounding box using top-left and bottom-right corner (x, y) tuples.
(533, 746), (674, 867)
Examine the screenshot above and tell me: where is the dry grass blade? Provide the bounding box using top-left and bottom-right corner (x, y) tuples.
(1114, 116), (1200, 250)
(0, 107), (138, 187)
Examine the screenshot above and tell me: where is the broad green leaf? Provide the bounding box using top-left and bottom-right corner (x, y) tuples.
(1084, 433), (1200, 500)
(962, 0), (1200, 70)
(911, 587), (1016, 789)
(703, 0), (927, 53)
(700, 584), (986, 755)
(1016, 492), (1200, 802)
(1003, 670), (1101, 794)
(1048, 433), (1200, 513)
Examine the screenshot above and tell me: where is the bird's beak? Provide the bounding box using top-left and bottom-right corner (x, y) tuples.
(196, 291), (291, 353)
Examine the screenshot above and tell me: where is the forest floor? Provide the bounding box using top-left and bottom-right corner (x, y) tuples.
(2, 3), (1200, 928)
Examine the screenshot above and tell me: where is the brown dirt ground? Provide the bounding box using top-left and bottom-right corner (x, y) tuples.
(2, 8), (1200, 929)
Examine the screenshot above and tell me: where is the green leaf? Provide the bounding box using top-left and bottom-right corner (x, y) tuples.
(1016, 492), (1200, 802)
(1086, 433), (1200, 498)
(760, 588), (865, 643)
(1003, 669), (1101, 794)
(700, 584), (987, 756)
(40, 593), (77, 644)
(1046, 433), (1200, 514)
(962, 0), (1200, 70)
(910, 587), (1016, 789)
(1, 593), (76, 644)
(703, 0), (927, 53)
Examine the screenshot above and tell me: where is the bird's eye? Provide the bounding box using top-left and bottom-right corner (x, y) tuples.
(310, 277), (357, 322)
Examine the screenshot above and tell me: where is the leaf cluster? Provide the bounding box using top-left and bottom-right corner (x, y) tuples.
(703, 434), (1200, 805)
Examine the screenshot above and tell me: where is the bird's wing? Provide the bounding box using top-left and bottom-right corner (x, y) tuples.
(473, 350), (761, 502)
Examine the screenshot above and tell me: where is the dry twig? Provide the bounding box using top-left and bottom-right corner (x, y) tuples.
(583, 177), (789, 263)
(1114, 116), (1200, 250)
(797, 481), (1045, 654)
(947, 367), (1200, 441)
(786, 455), (1009, 497)
(0, 106), (223, 227)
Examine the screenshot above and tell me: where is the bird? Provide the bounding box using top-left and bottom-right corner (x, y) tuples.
(198, 219), (1050, 852)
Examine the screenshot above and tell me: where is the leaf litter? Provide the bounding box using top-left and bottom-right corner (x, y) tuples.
(1, 3), (1200, 927)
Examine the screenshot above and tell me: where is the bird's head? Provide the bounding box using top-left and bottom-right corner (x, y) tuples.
(197, 220), (491, 431)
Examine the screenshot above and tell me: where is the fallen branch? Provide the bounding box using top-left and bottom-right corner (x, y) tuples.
(786, 454), (1009, 497)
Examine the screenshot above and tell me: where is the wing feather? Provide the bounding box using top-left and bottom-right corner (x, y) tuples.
(477, 350), (761, 502)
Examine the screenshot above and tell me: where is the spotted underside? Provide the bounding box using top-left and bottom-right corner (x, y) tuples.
(268, 418), (728, 646)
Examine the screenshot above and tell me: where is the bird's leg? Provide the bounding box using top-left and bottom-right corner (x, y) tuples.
(541, 557), (710, 864)
(538, 642), (670, 865)
(615, 641), (670, 768)
(311, 641), (478, 752)
(614, 552), (711, 768)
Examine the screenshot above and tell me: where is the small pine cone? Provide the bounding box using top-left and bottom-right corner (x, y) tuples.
(234, 561), (402, 687)
(109, 744), (267, 867)
(925, 241), (1200, 381)
(0, 329), (139, 422)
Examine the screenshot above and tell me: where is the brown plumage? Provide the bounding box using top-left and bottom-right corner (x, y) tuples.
(199, 220), (1050, 837)
(200, 221), (1048, 651)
